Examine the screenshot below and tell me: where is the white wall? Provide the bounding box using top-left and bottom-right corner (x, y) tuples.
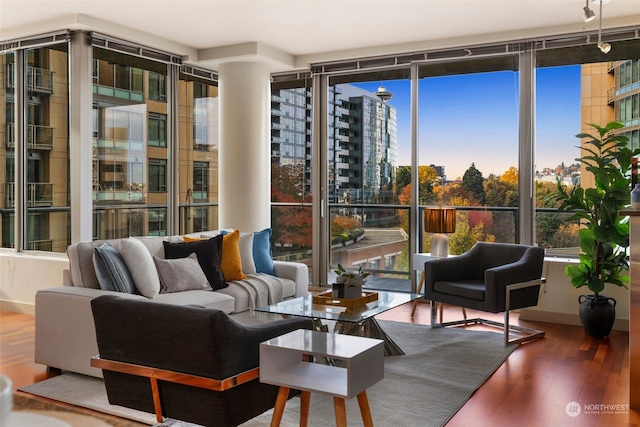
(0, 252), (69, 314)
(520, 257), (630, 331)
(0, 253), (630, 331)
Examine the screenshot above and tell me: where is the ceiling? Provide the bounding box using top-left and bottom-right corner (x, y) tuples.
(1, 0), (639, 72)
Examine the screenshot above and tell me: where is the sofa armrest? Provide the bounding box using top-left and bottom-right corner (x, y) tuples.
(62, 269), (73, 287)
(273, 260), (309, 297)
(35, 286), (145, 377)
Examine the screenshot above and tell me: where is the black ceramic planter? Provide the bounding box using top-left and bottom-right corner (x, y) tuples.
(578, 294), (616, 338)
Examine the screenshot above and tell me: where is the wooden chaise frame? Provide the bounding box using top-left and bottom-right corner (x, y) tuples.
(91, 356), (259, 423)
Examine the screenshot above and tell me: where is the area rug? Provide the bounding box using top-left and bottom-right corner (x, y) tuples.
(11, 393), (146, 427)
(19, 320), (517, 427)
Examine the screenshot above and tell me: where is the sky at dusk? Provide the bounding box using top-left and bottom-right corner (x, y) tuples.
(352, 65), (581, 180)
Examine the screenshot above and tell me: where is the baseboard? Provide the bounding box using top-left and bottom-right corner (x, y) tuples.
(519, 308), (629, 332)
(0, 300), (34, 315)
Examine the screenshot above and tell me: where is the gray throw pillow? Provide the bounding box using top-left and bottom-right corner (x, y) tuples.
(93, 242), (136, 294)
(153, 253), (210, 293)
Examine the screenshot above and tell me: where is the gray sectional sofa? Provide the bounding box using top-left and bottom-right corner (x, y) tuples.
(34, 229), (309, 378)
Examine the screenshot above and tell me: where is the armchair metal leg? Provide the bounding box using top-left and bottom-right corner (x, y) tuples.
(429, 279), (546, 346)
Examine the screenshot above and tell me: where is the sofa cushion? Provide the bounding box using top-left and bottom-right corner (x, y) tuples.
(151, 289), (236, 313)
(153, 253), (210, 293)
(120, 237), (161, 298)
(253, 228), (275, 275)
(163, 236), (227, 290)
(93, 242), (136, 294)
(239, 232), (256, 275)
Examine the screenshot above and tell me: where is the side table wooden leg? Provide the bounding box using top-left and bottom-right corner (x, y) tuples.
(333, 396), (347, 427)
(410, 271), (425, 317)
(357, 390), (374, 427)
(300, 391), (311, 427)
(270, 386), (290, 427)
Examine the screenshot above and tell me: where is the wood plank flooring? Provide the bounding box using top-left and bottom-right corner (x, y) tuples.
(2, 303), (640, 426)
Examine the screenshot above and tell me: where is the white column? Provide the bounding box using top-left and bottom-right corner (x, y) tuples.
(69, 31), (93, 243)
(218, 62), (271, 231)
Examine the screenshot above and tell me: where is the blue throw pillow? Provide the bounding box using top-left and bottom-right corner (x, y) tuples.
(253, 228), (274, 275)
(93, 242), (136, 294)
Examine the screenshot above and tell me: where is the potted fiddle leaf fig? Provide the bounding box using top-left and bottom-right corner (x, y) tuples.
(546, 121), (639, 338)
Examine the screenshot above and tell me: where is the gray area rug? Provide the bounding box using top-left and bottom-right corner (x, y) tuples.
(19, 320), (516, 427)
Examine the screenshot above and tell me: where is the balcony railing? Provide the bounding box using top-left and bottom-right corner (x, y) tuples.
(5, 65), (54, 94)
(5, 182), (54, 207)
(5, 123), (55, 150)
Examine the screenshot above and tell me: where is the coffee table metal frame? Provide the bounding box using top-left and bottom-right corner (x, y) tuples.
(255, 290), (420, 356)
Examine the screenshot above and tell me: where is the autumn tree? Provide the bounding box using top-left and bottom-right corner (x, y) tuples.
(271, 163), (312, 249)
(395, 165), (439, 205)
(501, 166), (518, 185)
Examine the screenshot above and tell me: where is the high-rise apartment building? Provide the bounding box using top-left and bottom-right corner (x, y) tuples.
(329, 84), (397, 206)
(270, 83), (398, 220)
(580, 60), (640, 188)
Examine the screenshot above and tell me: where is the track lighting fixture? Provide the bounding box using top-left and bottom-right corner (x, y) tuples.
(596, 0), (611, 54)
(583, 0), (595, 22)
(598, 41), (611, 53)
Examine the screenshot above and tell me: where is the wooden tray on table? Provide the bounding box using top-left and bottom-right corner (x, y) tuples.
(312, 290), (378, 309)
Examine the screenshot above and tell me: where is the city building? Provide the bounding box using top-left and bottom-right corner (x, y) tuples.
(580, 60), (640, 189)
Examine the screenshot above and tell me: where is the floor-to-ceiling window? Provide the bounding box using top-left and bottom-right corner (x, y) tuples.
(1, 51), (15, 248)
(1, 42), (71, 252)
(535, 41), (640, 257)
(418, 56), (520, 255)
(327, 72), (411, 291)
(178, 69), (219, 233)
(92, 48), (165, 239)
(179, 75), (219, 234)
(269, 78), (313, 269)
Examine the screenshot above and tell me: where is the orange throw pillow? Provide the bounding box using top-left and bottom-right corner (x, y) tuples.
(220, 230), (247, 281)
(183, 232), (247, 281)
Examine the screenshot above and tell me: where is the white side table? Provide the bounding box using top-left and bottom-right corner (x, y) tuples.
(260, 329), (384, 427)
(411, 253), (467, 320)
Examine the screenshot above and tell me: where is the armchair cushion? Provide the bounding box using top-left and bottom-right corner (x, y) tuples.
(425, 242), (544, 314)
(434, 280), (485, 301)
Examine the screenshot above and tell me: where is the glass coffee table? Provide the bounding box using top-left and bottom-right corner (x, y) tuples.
(255, 290), (421, 356)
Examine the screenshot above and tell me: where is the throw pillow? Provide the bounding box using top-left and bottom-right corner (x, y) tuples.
(220, 230), (247, 281)
(153, 253), (210, 293)
(253, 228), (275, 275)
(239, 232), (256, 275)
(163, 235), (227, 290)
(93, 242), (136, 294)
(119, 237), (161, 298)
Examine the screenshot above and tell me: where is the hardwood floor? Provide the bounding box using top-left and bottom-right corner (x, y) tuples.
(2, 304), (640, 426)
